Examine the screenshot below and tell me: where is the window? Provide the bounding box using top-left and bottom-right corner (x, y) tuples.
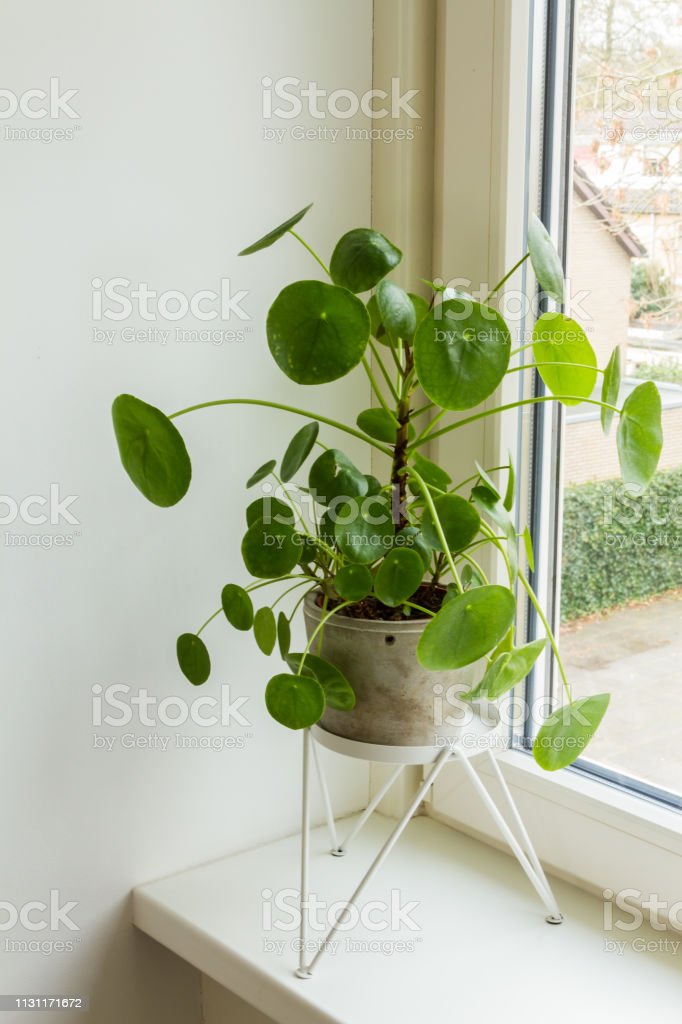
(534, 0), (682, 805)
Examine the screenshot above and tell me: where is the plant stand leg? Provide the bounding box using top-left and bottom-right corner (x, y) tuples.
(295, 729), (313, 979)
(337, 764), (405, 855)
(311, 736), (339, 853)
(451, 747), (562, 923)
(298, 747), (451, 978)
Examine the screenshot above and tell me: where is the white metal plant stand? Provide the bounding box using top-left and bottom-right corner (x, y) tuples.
(295, 723), (563, 979)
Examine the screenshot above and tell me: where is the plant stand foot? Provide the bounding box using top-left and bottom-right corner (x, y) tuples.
(295, 967), (313, 979)
(545, 913), (564, 925)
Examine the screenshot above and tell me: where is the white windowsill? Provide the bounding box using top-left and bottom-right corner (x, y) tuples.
(133, 812), (681, 1024)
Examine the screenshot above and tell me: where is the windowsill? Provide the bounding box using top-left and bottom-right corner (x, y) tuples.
(133, 812), (681, 1024)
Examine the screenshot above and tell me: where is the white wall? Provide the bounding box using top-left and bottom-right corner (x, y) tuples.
(0, 2), (373, 1020)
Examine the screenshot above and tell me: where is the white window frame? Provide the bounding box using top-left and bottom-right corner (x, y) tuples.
(427, 0), (682, 913)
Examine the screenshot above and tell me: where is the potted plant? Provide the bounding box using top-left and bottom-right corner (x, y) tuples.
(111, 205), (663, 770)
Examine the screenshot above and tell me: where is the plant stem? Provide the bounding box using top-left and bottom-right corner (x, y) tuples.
(403, 601), (435, 617)
(362, 356), (399, 422)
(412, 407), (446, 447)
(506, 361), (605, 375)
(288, 230), (331, 276)
(405, 466), (463, 592)
(196, 607), (223, 636)
(519, 572), (572, 703)
(409, 394), (620, 449)
(168, 398), (393, 456)
(390, 346), (415, 529)
(484, 251), (530, 304)
(368, 339), (400, 403)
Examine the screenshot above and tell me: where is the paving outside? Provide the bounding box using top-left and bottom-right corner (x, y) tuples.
(560, 591), (682, 795)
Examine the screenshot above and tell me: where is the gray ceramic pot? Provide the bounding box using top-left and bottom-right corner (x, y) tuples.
(303, 593), (496, 748)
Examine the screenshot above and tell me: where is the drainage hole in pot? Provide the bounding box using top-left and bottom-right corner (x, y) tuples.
(385, 635), (396, 645)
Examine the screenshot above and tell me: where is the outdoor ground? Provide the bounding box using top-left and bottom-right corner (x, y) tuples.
(561, 591), (682, 794)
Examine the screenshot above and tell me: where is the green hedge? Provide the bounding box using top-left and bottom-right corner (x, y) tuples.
(561, 467), (682, 621)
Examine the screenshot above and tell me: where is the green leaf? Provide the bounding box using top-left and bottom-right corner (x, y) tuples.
(254, 607), (277, 655)
(376, 280), (417, 340)
(112, 394), (191, 507)
(241, 518), (301, 578)
(461, 563), (485, 590)
(616, 381), (663, 488)
(374, 548), (424, 607)
(357, 407), (407, 444)
(503, 452), (515, 512)
(265, 672), (325, 729)
(534, 693), (610, 771)
(277, 611), (291, 657)
(420, 494), (481, 553)
(238, 203), (313, 256)
(364, 474), (383, 495)
(281, 422), (319, 482)
(522, 525), (535, 572)
(394, 527), (432, 570)
(528, 212), (565, 303)
(475, 461), (501, 501)
(372, 292), (429, 348)
(176, 633), (210, 686)
(247, 460), (276, 488)
(601, 347), (622, 435)
(413, 299), (511, 410)
(309, 449), (368, 506)
(532, 313), (597, 405)
(409, 453), (452, 494)
(334, 495), (395, 565)
(417, 585), (516, 670)
(221, 584), (254, 631)
(285, 652), (356, 711)
(330, 228), (402, 294)
(334, 563), (373, 602)
(471, 486), (518, 581)
(267, 280), (369, 385)
(246, 496), (295, 528)
(461, 638), (546, 701)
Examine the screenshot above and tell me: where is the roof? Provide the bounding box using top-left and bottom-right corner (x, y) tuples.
(573, 161), (648, 259)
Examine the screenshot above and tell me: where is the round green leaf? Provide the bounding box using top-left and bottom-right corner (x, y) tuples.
(246, 460), (276, 489)
(528, 213), (565, 303)
(241, 518), (301, 578)
(617, 381), (663, 489)
(534, 693), (611, 771)
(112, 394), (191, 508)
(221, 584), (254, 631)
(417, 585), (516, 670)
(254, 607), (277, 656)
(281, 421), (319, 482)
(356, 407), (406, 444)
(394, 527), (432, 570)
(374, 548), (424, 607)
(376, 280), (417, 340)
(238, 203), (313, 256)
(334, 496), (395, 565)
(277, 611), (291, 658)
(334, 563), (373, 602)
(413, 299), (511, 410)
(532, 313), (597, 405)
(462, 638), (546, 702)
(267, 280), (369, 385)
(176, 633), (210, 686)
(246, 496), (295, 528)
(265, 672), (325, 729)
(330, 228), (402, 293)
(372, 292), (429, 348)
(285, 652), (356, 712)
(408, 453), (452, 495)
(601, 346), (622, 435)
(309, 449), (368, 506)
(420, 494), (481, 553)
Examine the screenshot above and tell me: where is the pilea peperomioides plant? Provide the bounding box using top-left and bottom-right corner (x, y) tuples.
(112, 204), (663, 771)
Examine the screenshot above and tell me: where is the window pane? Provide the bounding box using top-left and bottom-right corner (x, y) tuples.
(561, 0), (682, 796)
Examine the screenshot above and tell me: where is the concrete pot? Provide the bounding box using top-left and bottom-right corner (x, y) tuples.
(303, 593), (497, 748)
